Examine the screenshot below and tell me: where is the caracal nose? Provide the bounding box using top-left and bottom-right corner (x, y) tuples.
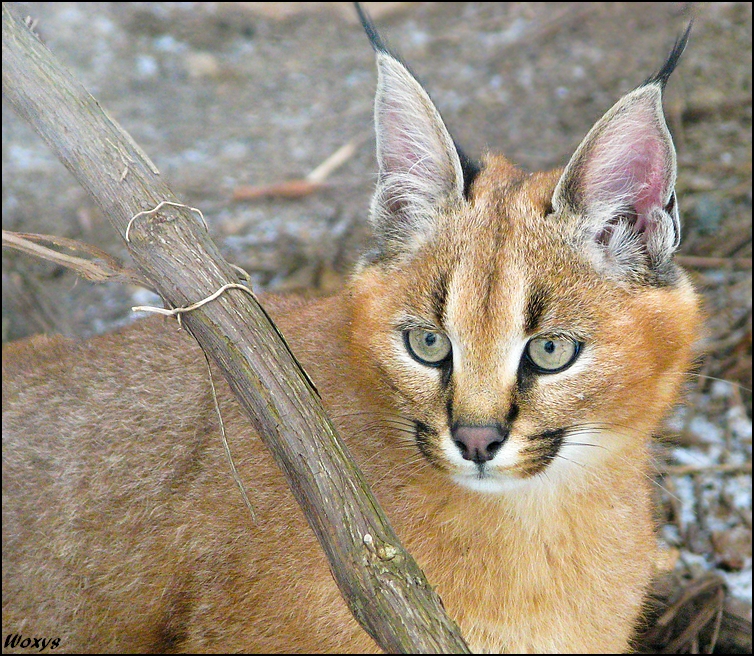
(452, 424), (509, 463)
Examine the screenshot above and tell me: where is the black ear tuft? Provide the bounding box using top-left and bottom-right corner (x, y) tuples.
(644, 21), (692, 89)
(355, 2), (482, 204)
(354, 2), (390, 55)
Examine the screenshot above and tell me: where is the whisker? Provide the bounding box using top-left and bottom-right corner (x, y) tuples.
(563, 422), (646, 441)
(371, 454), (427, 487)
(623, 366), (750, 394)
(684, 372), (752, 393)
(555, 425), (683, 501)
(357, 421), (415, 436)
(562, 441), (607, 451)
(552, 453), (589, 470)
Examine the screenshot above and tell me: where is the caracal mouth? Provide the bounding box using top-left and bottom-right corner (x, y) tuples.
(451, 465), (525, 494)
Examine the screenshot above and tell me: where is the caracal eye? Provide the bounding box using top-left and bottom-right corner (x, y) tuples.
(525, 336), (580, 373)
(404, 328), (452, 366)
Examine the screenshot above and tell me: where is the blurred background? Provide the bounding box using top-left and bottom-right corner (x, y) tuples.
(2, 2), (751, 651)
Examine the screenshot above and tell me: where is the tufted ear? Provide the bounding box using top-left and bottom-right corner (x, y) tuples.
(355, 3), (474, 262)
(552, 82), (680, 282)
(552, 27), (690, 284)
(367, 50), (466, 260)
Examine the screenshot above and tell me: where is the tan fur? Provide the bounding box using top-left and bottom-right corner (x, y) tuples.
(3, 27), (702, 655)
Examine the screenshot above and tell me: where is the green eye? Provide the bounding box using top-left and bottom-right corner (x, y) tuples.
(404, 329), (452, 367)
(525, 336), (580, 373)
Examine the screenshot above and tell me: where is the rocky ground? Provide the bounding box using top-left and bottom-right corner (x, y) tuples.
(2, 2), (751, 652)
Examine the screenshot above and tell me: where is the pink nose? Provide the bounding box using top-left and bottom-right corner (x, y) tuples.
(452, 424), (508, 463)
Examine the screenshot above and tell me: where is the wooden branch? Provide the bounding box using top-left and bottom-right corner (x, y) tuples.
(2, 229), (148, 287)
(2, 5), (469, 653)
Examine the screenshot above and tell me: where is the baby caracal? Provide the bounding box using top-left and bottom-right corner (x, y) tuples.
(3, 11), (701, 655)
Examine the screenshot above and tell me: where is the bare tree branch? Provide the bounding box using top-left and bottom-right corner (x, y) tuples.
(2, 229), (147, 287)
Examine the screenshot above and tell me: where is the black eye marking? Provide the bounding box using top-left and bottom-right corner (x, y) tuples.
(525, 286), (550, 335)
(505, 403), (519, 426)
(430, 272), (449, 325)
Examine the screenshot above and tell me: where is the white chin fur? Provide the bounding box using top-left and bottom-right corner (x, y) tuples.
(449, 433), (610, 495)
(451, 463), (577, 496)
(451, 473), (530, 494)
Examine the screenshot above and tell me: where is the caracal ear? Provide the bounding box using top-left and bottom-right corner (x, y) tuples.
(552, 26), (691, 284)
(368, 49), (466, 261)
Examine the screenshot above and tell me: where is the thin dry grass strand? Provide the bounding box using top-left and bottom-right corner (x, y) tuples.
(131, 282), (258, 320)
(125, 200), (208, 242)
(201, 348), (257, 522)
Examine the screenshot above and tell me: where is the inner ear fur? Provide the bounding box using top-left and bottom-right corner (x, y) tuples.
(552, 83), (681, 283)
(368, 51), (466, 261)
